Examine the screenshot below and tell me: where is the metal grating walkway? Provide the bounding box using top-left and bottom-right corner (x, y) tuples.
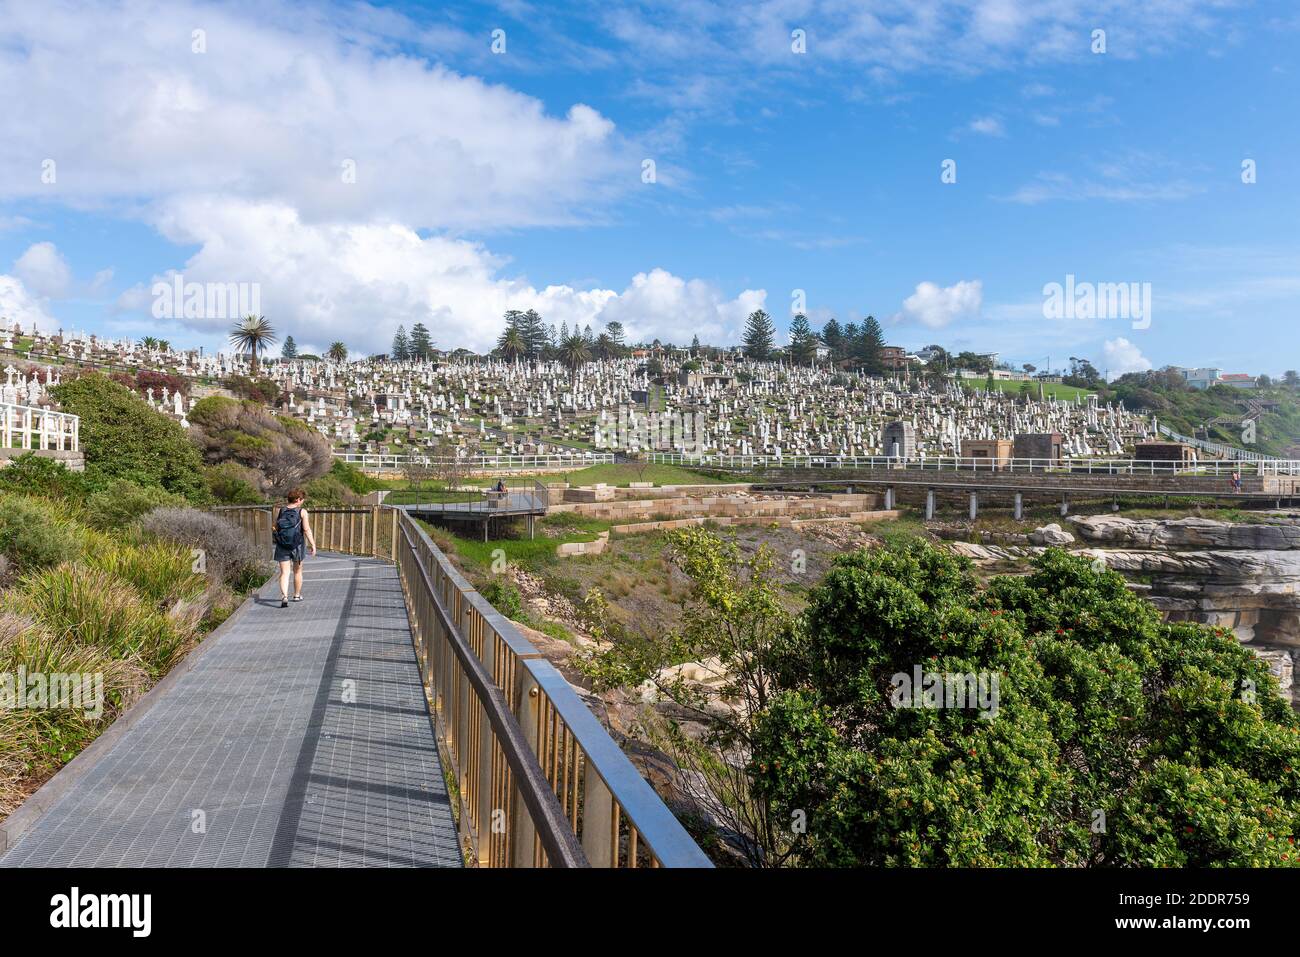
(0, 554), (462, 868)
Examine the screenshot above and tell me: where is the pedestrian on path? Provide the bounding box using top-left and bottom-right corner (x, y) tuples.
(274, 488), (317, 608)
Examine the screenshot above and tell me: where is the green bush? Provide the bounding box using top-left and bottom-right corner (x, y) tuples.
(478, 579), (525, 620)
(205, 462), (266, 505)
(50, 373), (207, 500)
(303, 473), (356, 505)
(0, 453), (90, 503)
(0, 495), (81, 575)
(752, 540), (1300, 867)
(85, 479), (188, 529)
(81, 535), (208, 611)
(327, 459), (380, 495)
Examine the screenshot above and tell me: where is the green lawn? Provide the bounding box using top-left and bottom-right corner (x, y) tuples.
(961, 379), (1094, 401)
(417, 512), (614, 573)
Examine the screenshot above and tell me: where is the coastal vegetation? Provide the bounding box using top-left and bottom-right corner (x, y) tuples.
(582, 531), (1300, 866)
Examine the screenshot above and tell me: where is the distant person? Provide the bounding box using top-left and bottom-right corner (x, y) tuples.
(495, 478), (507, 493)
(273, 488), (317, 608)
(1232, 470), (1242, 493)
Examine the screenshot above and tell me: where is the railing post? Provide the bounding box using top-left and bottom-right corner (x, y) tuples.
(512, 669), (541, 867)
(371, 505), (380, 557)
(582, 768), (615, 868)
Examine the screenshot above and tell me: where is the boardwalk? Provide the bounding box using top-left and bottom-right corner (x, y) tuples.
(0, 553), (462, 868)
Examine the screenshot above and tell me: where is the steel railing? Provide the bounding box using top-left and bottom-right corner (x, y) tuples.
(395, 480), (550, 515)
(0, 402), (79, 452)
(211, 504), (711, 868)
(645, 451), (1300, 477)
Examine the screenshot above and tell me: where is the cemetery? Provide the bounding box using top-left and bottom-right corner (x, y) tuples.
(0, 318), (1158, 472)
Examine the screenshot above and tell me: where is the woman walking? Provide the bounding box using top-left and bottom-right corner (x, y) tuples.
(273, 488), (317, 608)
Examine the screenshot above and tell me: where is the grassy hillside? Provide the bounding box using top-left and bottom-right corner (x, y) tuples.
(1107, 375), (1300, 457)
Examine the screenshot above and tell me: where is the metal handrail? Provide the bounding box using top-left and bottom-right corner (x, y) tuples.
(394, 509), (711, 868)
(1156, 423), (1276, 462)
(396, 514), (586, 867)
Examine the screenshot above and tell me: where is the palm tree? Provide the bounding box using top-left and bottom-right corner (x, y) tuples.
(327, 341), (348, 362)
(594, 332), (617, 360)
(229, 315), (276, 377)
(558, 331), (591, 380)
(139, 336), (160, 350)
(497, 324), (526, 363)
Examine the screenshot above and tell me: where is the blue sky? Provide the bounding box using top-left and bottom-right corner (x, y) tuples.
(1, 0), (1298, 377)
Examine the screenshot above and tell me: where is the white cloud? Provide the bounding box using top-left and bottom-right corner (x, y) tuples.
(0, 275), (57, 333)
(893, 280), (983, 329)
(117, 199), (763, 354)
(968, 115), (1006, 136)
(13, 242), (72, 299)
(1103, 337), (1153, 379)
(0, 0), (633, 232)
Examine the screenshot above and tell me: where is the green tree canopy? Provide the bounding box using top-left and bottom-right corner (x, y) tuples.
(409, 322), (434, 360)
(788, 313), (816, 365)
(742, 309), (776, 360)
(51, 373), (206, 501)
(391, 325), (410, 361)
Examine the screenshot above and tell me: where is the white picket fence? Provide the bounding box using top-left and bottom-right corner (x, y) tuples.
(0, 402), (80, 452)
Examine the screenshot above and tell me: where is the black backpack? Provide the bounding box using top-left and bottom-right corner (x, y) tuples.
(273, 507), (304, 549)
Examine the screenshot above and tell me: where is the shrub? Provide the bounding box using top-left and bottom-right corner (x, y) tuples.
(304, 473), (357, 505)
(50, 373), (207, 500)
(328, 459), (381, 495)
(752, 540), (1300, 867)
(222, 375), (281, 405)
(140, 507), (269, 591)
(85, 479), (188, 529)
(0, 453), (91, 503)
(0, 494), (81, 575)
(478, 579), (525, 620)
(205, 461), (266, 505)
(188, 396), (332, 496)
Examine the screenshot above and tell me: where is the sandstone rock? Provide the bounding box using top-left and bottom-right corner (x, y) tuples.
(1028, 523), (1075, 546)
(1250, 647), (1294, 698)
(1071, 515), (1300, 550)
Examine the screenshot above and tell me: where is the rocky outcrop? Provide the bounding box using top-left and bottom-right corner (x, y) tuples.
(1070, 515), (1300, 550)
